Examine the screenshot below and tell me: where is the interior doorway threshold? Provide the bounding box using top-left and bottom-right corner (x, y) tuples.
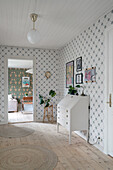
(8, 121), (34, 124)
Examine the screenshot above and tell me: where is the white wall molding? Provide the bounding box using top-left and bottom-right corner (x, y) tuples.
(104, 24), (113, 154)
(75, 131), (104, 153)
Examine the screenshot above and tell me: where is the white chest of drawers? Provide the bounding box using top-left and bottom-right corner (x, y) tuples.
(57, 95), (89, 144)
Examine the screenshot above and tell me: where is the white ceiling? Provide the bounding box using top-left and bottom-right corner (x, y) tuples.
(8, 59), (33, 68)
(0, 0), (113, 49)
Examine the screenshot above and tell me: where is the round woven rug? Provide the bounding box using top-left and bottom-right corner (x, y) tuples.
(0, 124), (34, 138)
(0, 145), (57, 170)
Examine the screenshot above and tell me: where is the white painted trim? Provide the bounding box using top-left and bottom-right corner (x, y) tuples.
(75, 131), (104, 153)
(93, 143), (104, 153)
(4, 55), (36, 124)
(4, 57), (8, 124)
(75, 131), (87, 141)
(0, 121), (8, 125)
(104, 25), (113, 154)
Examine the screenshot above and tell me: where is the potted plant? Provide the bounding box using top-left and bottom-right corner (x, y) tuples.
(25, 93), (28, 97)
(39, 90), (56, 108)
(68, 86), (78, 95)
(76, 85), (85, 96)
(68, 85), (85, 95)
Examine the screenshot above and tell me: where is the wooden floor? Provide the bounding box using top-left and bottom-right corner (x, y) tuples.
(0, 122), (113, 170)
(8, 111), (33, 123)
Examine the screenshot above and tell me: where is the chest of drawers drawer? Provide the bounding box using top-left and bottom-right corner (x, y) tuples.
(57, 116), (69, 128)
(57, 111), (69, 118)
(57, 108), (69, 116)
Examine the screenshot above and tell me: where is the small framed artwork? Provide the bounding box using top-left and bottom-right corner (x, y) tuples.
(22, 77), (30, 87)
(76, 73), (83, 84)
(66, 60), (74, 88)
(76, 57), (82, 72)
(85, 67), (96, 83)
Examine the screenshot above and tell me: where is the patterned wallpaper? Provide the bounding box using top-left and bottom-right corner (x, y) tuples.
(8, 68), (33, 101)
(59, 9), (113, 148)
(0, 8), (113, 150)
(0, 46), (59, 122)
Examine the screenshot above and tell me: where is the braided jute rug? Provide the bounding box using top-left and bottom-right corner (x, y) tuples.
(0, 145), (58, 170)
(0, 124), (34, 138)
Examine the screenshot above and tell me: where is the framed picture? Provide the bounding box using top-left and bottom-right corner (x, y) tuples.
(22, 77), (30, 87)
(66, 60), (74, 88)
(76, 73), (83, 84)
(76, 57), (82, 72)
(85, 67), (96, 83)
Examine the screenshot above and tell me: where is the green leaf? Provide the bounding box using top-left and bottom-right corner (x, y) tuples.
(45, 102), (49, 107)
(76, 85), (81, 88)
(68, 86), (77, 95)
(39, 94), (43, 99)
(40, 98), (44, 105)
(49, 90), (56, 97)
(39, 89), (56, 107)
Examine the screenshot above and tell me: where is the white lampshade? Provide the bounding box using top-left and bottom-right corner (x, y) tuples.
(26, 69), (33, 74)
(27, 29), (40, 44)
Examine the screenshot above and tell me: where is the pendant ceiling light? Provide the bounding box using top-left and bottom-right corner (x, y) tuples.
(27, 13), (40, 44)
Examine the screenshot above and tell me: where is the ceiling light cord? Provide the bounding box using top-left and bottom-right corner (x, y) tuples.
(30, 13), (38, 30)
(33, 22), (35, 30)
(27, 13), (40, 44)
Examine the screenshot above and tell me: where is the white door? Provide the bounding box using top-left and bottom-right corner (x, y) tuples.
(106, 29), (113, 157)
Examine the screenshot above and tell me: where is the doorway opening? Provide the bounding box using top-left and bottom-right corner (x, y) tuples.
(7, 59), (34, 123)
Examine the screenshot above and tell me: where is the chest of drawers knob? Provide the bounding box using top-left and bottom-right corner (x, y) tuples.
(66, 122), (68, 124)
(66, 110), (68, 112)
(66, 115), (68, 117)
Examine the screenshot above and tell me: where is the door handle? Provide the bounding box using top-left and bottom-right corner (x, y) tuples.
(107, 94), (112, 107)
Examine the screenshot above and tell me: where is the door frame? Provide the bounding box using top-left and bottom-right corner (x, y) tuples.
(4, 55), (36, 123)
(104, 25), (113, 154)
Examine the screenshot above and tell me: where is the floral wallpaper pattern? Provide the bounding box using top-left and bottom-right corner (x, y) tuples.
(8, 68), (33, 101)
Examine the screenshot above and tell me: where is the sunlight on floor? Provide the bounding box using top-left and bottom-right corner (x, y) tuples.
(8, 111), (33, 123)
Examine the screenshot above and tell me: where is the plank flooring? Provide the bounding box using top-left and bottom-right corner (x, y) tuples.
(0, 122), (113, 170)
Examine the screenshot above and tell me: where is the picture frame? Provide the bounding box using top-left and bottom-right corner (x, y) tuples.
(76, 57), (82, 72)
(76, 73), (83, 84)
(66, 60), (74, 88)
(85, 67), (96, 83)
(22, 77), (30, 87)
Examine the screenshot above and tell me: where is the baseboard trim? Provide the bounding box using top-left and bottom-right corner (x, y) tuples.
(35, 120), (57, 124)
(74, 131), (104, 153)
(75, 131), (87, 141)
(94, 143), (104, 152)
(0, 121), (8, 125)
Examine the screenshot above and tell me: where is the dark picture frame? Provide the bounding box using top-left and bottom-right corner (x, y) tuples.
(85, 67), (96, 83)
(76, 73), (83, 84)
(76, 57), (82, 72)
(66, 60), (74, 88)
